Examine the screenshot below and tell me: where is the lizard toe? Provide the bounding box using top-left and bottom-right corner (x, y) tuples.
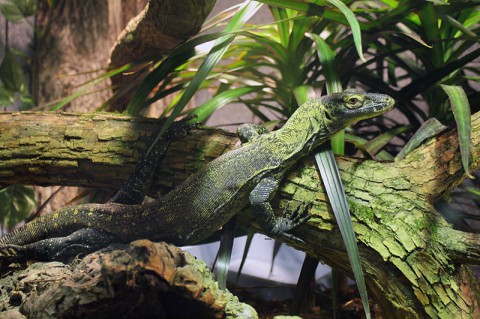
(168, 115), (199, 139)
(0, 244), (24, 257)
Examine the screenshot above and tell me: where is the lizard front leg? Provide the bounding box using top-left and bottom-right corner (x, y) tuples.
(237, 123), (268, 143)
(249, 173), (311, 242)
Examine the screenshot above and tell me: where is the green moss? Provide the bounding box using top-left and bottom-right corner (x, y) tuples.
(413, 287), (429, 305)
(381, 236), (407, 258)
(281, 182), (297, 195)
(349, 201), (375, 224)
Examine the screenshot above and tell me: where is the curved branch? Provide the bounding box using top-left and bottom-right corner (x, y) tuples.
(107, 0), (216, 112)
(440, 228), (480, 265)
(1, 111), (480, 318)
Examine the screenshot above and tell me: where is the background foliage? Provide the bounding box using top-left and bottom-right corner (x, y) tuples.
(1, 0), (479, 317)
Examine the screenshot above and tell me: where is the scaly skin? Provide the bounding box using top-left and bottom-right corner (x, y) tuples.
(0, 90), (394, 262)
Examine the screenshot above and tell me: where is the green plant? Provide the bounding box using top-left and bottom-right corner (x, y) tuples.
(0, 0), (36, 109)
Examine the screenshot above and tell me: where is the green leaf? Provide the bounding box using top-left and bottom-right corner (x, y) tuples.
(364, 125), (412, 156)
(124, 31), (238, 115)
(401, 47), (480, 99)
(327, 0), (365, 62)
(291, 255), (319, 315)
(214, 216), (236, 290)
(51, 63), (131, 111)
(258, 0), (326, 17)
(345, 133), (394, 161)
(441, 84), (473, 178)
(125, 52), (195, 116)
(0, 0), (36, 22)
(315, 147), (371, 319)
(0, 85), (14, 106)
(0, 48), (25, 93)
(191, 86), (261, 122)
(0, 185), (35, 229)
(308, 31), (369, 318)
(308, 33), (342, 94)
(151, 1), (263, 145)
(308, 33), (344, 154)
(465, 187), (480, 197)
(292, 85), (315, 105)
(235, 231), (254, 285)
(396, 118), (447, 161)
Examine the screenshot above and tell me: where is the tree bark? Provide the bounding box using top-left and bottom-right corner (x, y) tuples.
(1, 111), (480, 318)
(107, 0), (216, 113)
(33, 0), (146, 112)
(0, 240), (257, 319)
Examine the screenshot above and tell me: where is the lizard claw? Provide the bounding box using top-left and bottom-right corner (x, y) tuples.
(167, 114), (199, 140)
(283, 201), (313, 228)
(270, 201), (312, 241)
(0, 244), (25, 258)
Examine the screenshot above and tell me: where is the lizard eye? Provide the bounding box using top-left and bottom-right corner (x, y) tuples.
(345, 96), (364, 109)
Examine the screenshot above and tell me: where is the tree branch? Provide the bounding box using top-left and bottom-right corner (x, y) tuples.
(107, 0), (216, 112)
(1, 111), (480, 318)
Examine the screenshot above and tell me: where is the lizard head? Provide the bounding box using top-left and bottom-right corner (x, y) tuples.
(275, 90), (395, 153)
(321, 89), (395, 132)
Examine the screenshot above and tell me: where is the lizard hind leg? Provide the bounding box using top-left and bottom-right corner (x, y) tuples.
(0, 228), (121, 263)
(110, 115), (198, 205)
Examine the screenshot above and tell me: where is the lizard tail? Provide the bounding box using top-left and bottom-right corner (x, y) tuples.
(0, 204), (101, 246)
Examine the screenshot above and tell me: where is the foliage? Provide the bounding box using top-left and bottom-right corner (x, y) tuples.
(0, 1), (37, 227)
(0, 185), (35, 231)
(2, 0), (479, 316)
(0, 0), (36, 23)
(0, 0), (36, 109)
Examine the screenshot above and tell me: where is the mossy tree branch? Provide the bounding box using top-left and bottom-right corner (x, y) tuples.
(0, 111), (480, 318)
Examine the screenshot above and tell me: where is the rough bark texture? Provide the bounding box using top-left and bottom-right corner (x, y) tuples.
(33, 0), (146, 112)
(0, 240), (257, 319)
(109, 0), (216, 68)
(107, 0), (216, 112)
(1, 111), (480, 318)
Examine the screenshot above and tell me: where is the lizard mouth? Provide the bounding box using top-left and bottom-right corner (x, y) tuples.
(370, 95), (395, 114)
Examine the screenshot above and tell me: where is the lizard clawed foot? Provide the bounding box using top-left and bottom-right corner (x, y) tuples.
(270, 202), (313, 242)
(167, 114), (199, 140)
(0, 244), (26, 258)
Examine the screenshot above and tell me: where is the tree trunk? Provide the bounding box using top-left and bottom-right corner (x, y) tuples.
(33, 0), (146, 112)
(32, 0), (147, 212)
(0, 111), (479, 318)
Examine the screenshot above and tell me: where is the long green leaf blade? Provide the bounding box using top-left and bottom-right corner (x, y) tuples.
(153, 1), (263, 143)
(309, 31), (370, 318)
(327, 0), (365, 62)
(191, 86), (261, 122)
(308, 33), (342, 94)
(315, 147), (371, 319)
(214, 216), (236, 290)
(364, 125), (412, 156)
(0, 48), (25, 93)
(51, 64), (131, 111)
(396, 118), (447, 161)
(345, 134), (394, 161)
(441, 84), (473, 178)
(308, 32), (344, 154)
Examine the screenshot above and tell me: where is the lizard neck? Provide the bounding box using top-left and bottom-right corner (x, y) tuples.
(269, 104), (330, 160)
